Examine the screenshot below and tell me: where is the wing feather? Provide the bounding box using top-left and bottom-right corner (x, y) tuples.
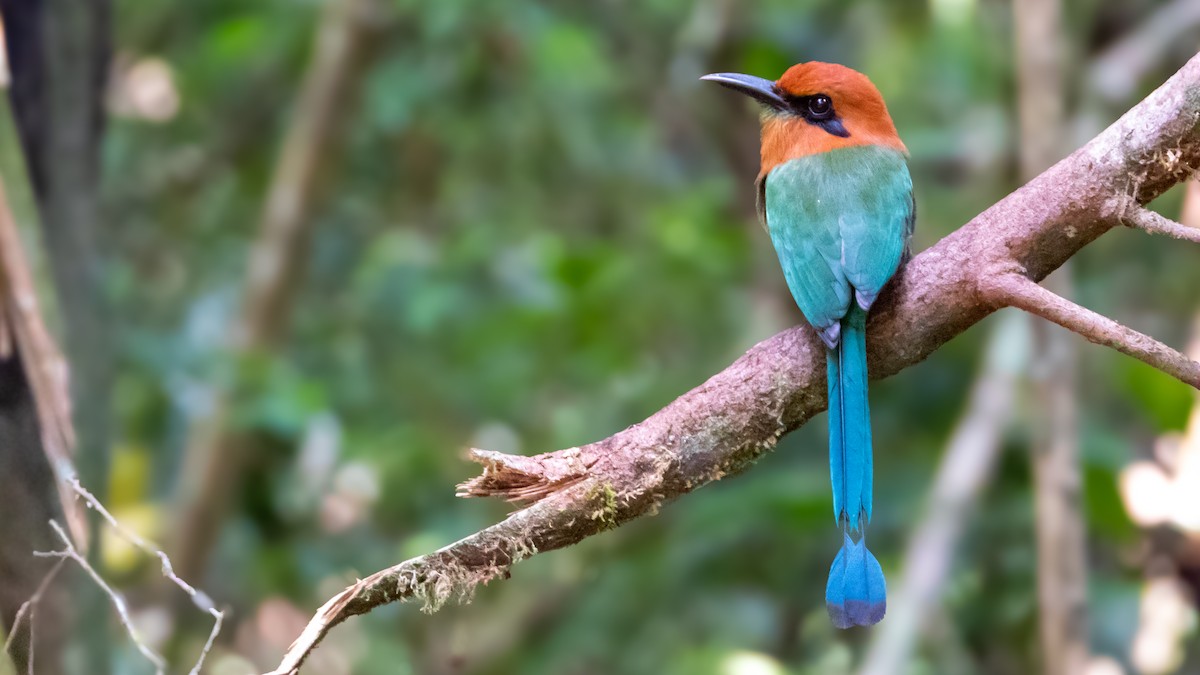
(763, 146), (913, 325)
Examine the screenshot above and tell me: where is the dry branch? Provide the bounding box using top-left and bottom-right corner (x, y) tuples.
(67, 480), (224, 675)
(985, 273), (1200, 387)
(2, 557), (65, 675)
(268, 53), (1200, 674)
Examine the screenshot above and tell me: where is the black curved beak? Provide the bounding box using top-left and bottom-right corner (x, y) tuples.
(700, 72), (786, 110)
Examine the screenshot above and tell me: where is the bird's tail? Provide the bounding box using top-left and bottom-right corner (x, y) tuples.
(824, 304), (886, 627)
(825, 532), (886, 628)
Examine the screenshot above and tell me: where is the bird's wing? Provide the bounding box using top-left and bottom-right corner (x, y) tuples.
(835, 148), (914, 309)
(764, 158), (852, 338)
(765, 147), (914, 328)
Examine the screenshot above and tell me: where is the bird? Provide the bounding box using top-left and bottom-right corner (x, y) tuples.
(702, 63), (913, 628)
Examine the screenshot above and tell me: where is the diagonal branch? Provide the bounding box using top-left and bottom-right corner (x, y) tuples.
(268, 52), (1200, 674)
(983, 272), (1200, 388)
(0, 174), (83, 546)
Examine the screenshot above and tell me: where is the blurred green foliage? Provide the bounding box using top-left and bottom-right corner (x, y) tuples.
(6, 0), (1200, 672)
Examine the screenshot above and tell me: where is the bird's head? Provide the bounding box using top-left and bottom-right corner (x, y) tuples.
(702, 62), (905, 174)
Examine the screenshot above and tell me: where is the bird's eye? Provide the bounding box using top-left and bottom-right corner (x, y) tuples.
(808, 95), (833, 118)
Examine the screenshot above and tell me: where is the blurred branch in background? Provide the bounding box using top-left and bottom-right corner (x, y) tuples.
(859, 311), (1028, 675)
(658, 0), (797, 338)
(268, 54), (1200, 675)
(1086, 0), (1200, 105)
(1014, 0), (1090, 673)
(170, 0), (385, 586)
(3, 0), (115, 542)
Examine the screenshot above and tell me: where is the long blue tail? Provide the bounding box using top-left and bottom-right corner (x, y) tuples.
(825, 304), (886, 627)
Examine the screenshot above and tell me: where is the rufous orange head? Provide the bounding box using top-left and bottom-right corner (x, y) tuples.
(702, 62), (906, 178)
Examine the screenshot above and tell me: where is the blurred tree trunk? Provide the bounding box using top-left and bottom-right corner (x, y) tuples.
(1014, 1), (1090, 674)
(170, 0), (382, 587)
(0, 0), (114, 671)
(0, 12), (65, 675)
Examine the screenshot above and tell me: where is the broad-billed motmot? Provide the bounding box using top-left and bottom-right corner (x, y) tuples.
(702, 63), (913, 628)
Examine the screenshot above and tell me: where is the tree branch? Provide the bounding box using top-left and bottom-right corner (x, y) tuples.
(0, 172), (82, 544)
(1121, 201), (1200, 244)
(983, 272), (1200, 388)
(268, 52), (1200, 674)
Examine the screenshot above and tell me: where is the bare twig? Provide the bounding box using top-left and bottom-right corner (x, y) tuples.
(859, 312), (1027, 675)
(4, 478), (225, 675)
(984, 273), (1200, 388)
(34, 520), (167, 675)
(3, 557), (66, 675)
(1121, 203), (1200, 244)
(67, 479), (224, 675)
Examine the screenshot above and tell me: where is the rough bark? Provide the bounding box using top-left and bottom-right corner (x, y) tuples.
(267, 53), (1200, 674)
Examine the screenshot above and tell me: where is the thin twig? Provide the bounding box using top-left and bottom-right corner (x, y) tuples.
(1122, 204), (1200, 244)
(3, 556), (67, 675)
(34, 520), (167, 675)
(67, 479), (225, 675)
(986, 273), (1200, 389)
(6, 480), (226, 675)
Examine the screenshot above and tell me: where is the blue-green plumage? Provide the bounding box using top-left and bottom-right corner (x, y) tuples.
(763, 144), (913, 628)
